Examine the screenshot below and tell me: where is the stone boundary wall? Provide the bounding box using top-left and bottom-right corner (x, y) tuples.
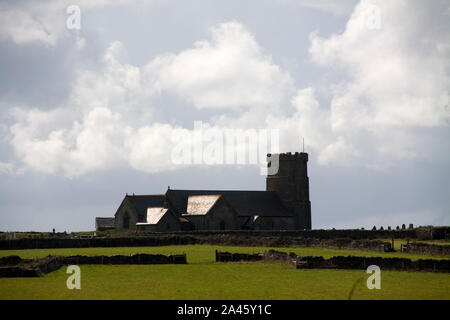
(0, 253), (187, 277)
(1, 227), (447, 241)
(403, 243), (450, 256)
(0, 233), (448, 257)
(0, 255), (64, 277)
(0, 235), (393, 250)
(215, 250), (264, 262)
(266, 250), (450, 273)
(133, 229), (419, 239)
(134, 227), (449, 240)
(0, 229), (420, 248)
(61, 253), (187, 265)
(300, 255), (450, 273)
(216, 249), (450, 273)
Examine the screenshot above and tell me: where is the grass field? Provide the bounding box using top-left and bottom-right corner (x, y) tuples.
(0, 245), (449, 300)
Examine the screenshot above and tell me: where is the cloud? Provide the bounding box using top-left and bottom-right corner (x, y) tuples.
(308, 0), (450, 165)
(7, 21), (293, 176)
(276, 0), (358, 15)
(0, 0), (150, 46)
(9, 103), (183, 176)
(145, 21), (294, 110)
(10, 106), (123, 175)
(0, 161), (14, 174)
(0, 0), (356, 47)
(0, 2), (64, 45)
(310, 1), (450, 127)
(5, 2), (450, 177)
(265, 87), (332, 152)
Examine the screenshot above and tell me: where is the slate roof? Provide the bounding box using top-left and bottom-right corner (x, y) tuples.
(185, 195), (221, 215)
(95, 217), (115, 229)
(136, 207), (168, 225)
(126, 194), (165, 220)
(166, 189), (293, 217)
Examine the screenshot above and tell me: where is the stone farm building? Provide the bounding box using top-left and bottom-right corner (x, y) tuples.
(103, 152), (311, 233)
(95, 217), (115, 231)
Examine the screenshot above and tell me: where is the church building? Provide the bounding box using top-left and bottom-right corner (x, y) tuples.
(109, 152), (311, 232)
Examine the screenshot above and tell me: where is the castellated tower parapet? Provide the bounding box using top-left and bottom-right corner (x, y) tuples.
(266, 152), (311, 230)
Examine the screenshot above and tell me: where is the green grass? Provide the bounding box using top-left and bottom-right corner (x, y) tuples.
(1, 263), (449, 300)
(0, 245), (449, 300)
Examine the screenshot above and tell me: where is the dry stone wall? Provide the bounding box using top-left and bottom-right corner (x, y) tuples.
(215, 250), (264, 262)
(0, 229), (448, 257)
(402, 243), (450, 256)
(0, 253), (187, 277)
(216, 249), (450, 273)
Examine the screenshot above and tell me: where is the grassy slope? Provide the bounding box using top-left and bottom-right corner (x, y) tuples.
(0, 245), (449, 300)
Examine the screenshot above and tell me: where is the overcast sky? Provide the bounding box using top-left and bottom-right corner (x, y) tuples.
(0, 0), (449, 232)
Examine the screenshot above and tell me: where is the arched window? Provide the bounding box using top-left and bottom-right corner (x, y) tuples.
(219, 220), (226, 230)
(123, 212), (130, 229)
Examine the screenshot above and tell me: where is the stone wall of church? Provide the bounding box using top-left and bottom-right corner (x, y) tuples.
(266, 152), (311, 230)
(253, 217), (296, 231)
(183, 215), (205, 230)
(206, 198), (238, 230)
(155, 212), (181, 232)
(136, 224), (157, 232)
(184, 198), (238, 231)
(114, 198), (139, 233)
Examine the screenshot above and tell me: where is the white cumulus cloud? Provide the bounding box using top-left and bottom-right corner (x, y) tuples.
(308, 0), (450, 165)
(5, 3), (450, 176)
(145, 21), (294, 110)
(7, 21), (294, 176)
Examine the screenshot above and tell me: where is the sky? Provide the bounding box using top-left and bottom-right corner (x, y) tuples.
(0, 0), (449, 232)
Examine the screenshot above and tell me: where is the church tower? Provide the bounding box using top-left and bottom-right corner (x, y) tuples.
(266, 152), (311, 230)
